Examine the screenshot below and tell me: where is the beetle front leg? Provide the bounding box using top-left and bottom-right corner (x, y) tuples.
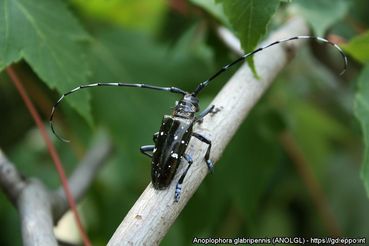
(140, 145), (155, 158)
(174, 154), (193, 202)
(192, 132), (214, 172)
(196, 105), (221, 124)
(196, 105), (215, 123)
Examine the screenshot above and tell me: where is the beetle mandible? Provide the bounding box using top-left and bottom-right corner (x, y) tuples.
(50, 36), (347, 202)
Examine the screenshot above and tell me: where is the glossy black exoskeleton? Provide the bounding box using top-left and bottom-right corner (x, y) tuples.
(50, 36), (347, 201)
(141, 94), (215, 201)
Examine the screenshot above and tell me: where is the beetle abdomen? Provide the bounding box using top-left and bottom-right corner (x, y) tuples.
(151, 115), (193, 189)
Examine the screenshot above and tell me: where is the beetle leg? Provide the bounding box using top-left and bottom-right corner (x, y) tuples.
(153, 132), (159, 143)
(192, 133), (214, 172)
(196, 105), (221, 124)
(174, 154), (193, 202)
(140, 145), (155, 158)
(196, 105), (215, 124)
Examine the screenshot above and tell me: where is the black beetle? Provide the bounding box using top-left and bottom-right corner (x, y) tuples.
(50, 36), (347, 201)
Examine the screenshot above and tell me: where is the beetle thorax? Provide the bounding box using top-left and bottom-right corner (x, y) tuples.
(173, 94), (199, 118)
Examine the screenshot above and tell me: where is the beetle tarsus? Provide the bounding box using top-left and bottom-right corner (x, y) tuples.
(140, 145), (155, 158)
(206, 159), (214, 173)
(173, 154), (193, 202)
(174, 183), (182, 202)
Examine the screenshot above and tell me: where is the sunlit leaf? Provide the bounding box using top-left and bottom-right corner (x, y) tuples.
(0, 0), (92, 124)
(343, 31), (369, 64)
(71, 0), (167, 33)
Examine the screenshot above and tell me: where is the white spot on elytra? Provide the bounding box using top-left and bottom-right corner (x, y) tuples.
(171, 153), (179, 159)
(174, 136), (178, 140)
(181, 126), (184, 129)
(181, 140), (185, 144)
(160, 132), (164, 136)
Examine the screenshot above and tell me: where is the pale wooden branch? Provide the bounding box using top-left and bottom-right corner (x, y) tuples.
(108, 17), (309, 245)
(18, 180), (58, 246)
(0, 132), (112, 245)
(0, 150), (58, 245)
(0, 149), (27, 204)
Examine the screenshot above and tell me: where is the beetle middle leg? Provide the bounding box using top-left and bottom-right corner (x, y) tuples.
(175, 154), (193, 202)
(197, 105), (215, 122)
(196, 105), (221, 124)
(140, 132), (159, 158)
(140, 145), (155, 158)
(191, 132), (214, 172)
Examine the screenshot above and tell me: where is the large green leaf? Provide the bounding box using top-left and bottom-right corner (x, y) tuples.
(215, 0), (280, 73)
(355, 64), (369, 197)
(0, 0), (92, 124)
(292, 0), (349, 36)
(343, 31), (369, 64)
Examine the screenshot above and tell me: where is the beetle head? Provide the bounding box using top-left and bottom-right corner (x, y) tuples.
(173, 94), (199, 118)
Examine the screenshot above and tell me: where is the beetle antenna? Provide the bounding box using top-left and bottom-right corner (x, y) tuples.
(192, 35), (348, 96)
(50, 82), (188, 142)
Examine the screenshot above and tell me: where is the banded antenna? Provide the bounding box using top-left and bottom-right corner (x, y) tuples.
(192, 36), (348, 96)
(50, 83), (188, 142)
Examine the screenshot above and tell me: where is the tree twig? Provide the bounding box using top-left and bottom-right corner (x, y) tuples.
(0, 150), (27, 205)
(18, 180), (58, 246)
(108, 17), (309, 245)
(0, 150), (58, 245)
(0, 131), (112, 245)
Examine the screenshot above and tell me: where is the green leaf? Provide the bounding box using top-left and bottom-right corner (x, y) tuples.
(215, 0), (280, 74)
(190, 0), (230, 26)
(292, 0), (349, 36)
(0, 0), (92, 124)
(354, 64), (369, 197)
(343, 31), (369, 64)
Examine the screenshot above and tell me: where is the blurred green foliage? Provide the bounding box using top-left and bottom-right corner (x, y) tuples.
(72, 0), (167, 33)
(292, 0), (349, 36)
(355, 65), (369, 198)
(0, 0), (369, 245)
